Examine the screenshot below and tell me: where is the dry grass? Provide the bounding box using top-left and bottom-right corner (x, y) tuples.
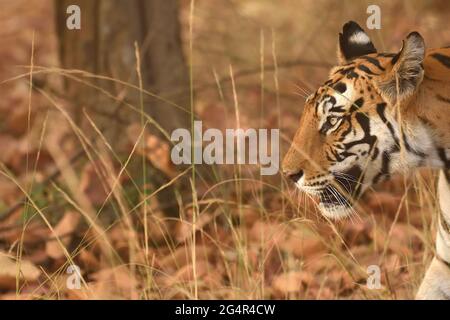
(0, 0), (447, 300)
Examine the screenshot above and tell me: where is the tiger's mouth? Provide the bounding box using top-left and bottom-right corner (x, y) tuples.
(304, 166), (363, 220)
(317, 186), (354, 220)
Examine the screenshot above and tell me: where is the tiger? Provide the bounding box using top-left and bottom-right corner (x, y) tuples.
(282, 21), (450, 299)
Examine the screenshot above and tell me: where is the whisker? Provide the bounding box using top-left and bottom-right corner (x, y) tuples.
(292, 91), (309, 99)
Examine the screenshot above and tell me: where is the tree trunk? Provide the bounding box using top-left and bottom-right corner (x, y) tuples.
(54, 0), (190, 144)
(54, 0), (191, 217)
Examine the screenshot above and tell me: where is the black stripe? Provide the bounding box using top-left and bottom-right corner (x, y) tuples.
(445, 170), (450, 182)
(339, 68), (359, 80)
(440, 211), (450, 233)
(391, 52), (401, 65)
(436, 254), (450, 270)
(349, 98), (364, 112)
(325, 149), (335, 162)
(354, 98), (364, 108)
(373, 151), (391, 184)
(329, 105), (346, 113)
(333, 82), (347, 93)
(362, 56), (386, 71)
(342, 112), (377, 159)
(436, 94), (450, 104)
(357, 64), (377, 75)
(418, 115), (433, 127)
(373, 103), (401, 184)
(338, 67), (354, 75)
(378, 53), (396, 58)
(401, 131), (426, 157)
(376, 103), (424, 157)
(376, 103), (400, 147)
(338, 115), (353, 142)
(371, 146), (379, 161)
(437, 148), (450, 169)
(431, 53), (450, 68)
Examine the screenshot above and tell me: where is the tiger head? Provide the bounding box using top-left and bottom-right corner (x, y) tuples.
(282, 21), (429, 219)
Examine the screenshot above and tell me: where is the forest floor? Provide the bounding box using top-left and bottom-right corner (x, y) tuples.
(0, 0), (446, 299)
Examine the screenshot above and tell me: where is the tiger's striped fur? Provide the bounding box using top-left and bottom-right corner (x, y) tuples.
(282, 21), (450, 299)
(416, 171), (450, 299)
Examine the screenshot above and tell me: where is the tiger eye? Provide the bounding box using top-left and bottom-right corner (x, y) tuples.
(329, 117), (338, 125)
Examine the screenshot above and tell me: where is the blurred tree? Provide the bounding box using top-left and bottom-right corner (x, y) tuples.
(54, 0), (190, 143)
(54, 0), (191, 217)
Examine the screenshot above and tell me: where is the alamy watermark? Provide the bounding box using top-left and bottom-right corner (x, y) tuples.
(66, 264), (82, 290)
(66, 4), (81, 30)
(170, 121), (279, 175)
(366, 265), (382, 289)
(366, 5), (381, 30)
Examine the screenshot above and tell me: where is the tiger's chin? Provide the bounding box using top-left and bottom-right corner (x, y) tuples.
(318, 203), (354, 220)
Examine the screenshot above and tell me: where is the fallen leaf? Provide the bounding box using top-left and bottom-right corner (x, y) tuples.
(365, 191), (403, 215)
(174, 211), (212, 243)
(279, 226), (327, 259)
(78, 248), (100, 272)
(126, 123), (175, 178)
(79, 162), (109, 206)
(159, 244), (213, 271)
(46, 211), (80, 259)
(0, 223), (49, 247)
(163, 261), (209, 287)
(271, 271), (313, 298)
(0, 251), (41, 290)
(87, 265), (140, 299)
(249, 221), (287, 247)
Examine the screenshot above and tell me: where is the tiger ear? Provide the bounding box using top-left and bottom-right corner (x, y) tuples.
(338, 21), (377, 64)
(375, 32), (425, 106)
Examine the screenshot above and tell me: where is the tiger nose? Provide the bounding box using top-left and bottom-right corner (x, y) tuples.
(283, 169), (304, 183)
